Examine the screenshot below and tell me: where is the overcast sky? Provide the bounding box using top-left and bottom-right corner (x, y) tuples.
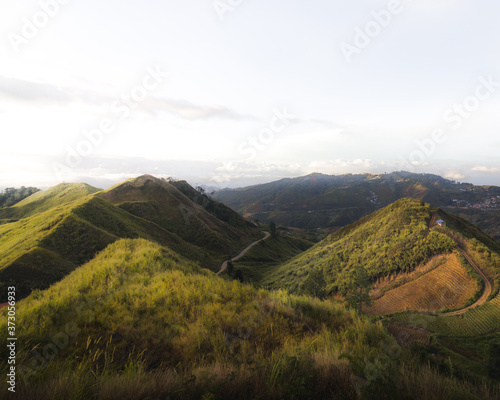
(1, 0), (499, 189)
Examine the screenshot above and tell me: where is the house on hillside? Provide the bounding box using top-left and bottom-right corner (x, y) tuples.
(436, 219), (446, 227)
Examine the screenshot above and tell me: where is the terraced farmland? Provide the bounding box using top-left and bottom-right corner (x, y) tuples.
(365, 253), (478, 315)
(393, 294), (500, 337)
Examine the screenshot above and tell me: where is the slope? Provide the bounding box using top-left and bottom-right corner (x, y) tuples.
(0, 176), (265, 301)
(0, 193), (211, 301)
(264, 198), (456, 296)
(1, 238), (496, 399)
(96, 175), (262, 258)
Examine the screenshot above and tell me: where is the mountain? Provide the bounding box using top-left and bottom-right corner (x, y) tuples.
(261, 198), (500, 316)
(95, 175), (262, 256)
(0, 175), (262, 301)
(2, 238), (497, 399)
(213, 171), (500, 239)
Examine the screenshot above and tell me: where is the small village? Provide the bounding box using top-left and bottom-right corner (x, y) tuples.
(451, 195), (500, 211)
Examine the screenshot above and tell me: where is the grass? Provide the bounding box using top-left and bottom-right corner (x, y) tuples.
(1, 238), (497, 399)
(365, 252), (478, 315)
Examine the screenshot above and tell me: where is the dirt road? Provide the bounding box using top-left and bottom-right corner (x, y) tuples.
(217, 231), (271, 275)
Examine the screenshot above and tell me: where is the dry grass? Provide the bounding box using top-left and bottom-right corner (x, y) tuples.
(365, 253), (478, 315)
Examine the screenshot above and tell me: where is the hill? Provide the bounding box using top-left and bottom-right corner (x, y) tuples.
(1, 238), (497, 399)
(0, 182), (100, 223)
(0, 176), (262, 301)
(263, 199), (456, 295)
(213, 171), (500, 239)
(96, 175), (262, 256)
(262, 199), (500, 309)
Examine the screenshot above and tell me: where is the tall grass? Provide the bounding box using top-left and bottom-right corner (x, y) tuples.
(1, 238), (498, 399)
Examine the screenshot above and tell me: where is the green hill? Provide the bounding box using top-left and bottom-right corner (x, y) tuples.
(264, 199), (458, 296)
(96, 175), (262, 256)
(0, 176), (262, 301)
(1, 238), (497, 399)
(0, 182), (100, 223)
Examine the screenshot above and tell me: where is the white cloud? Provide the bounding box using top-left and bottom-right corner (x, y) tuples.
(443, 171), (466, 181)
(472, 166), (500, 174)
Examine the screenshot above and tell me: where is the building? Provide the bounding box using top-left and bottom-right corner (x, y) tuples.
(436, 219), (446, 227)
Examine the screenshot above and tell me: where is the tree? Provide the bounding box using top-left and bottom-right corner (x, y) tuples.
(345, 264), (372, 313)
(270, 221), (277, 238)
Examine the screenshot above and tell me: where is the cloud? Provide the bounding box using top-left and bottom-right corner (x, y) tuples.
(147, 97), (256, 121)
(0, 74), (255, 122)
(472, 166), (500, 174)
(443, 172), (466, 181)
(0, 75), (74, 104)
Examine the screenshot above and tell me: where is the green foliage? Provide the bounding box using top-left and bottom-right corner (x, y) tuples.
(0, 186), (40, 207)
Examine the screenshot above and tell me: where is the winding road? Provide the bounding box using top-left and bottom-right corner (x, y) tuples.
(217, 231), (271, 275)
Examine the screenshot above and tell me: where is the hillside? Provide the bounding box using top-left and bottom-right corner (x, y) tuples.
(264, 199), (457, 296)
(1, 238), (497, 399)
(0, 182), (100, 223)
(96, 175), (262, 256)
(0, 176), (262, 301)
(213, 171), (500, 239)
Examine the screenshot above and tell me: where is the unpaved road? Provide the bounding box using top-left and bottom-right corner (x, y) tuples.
(217, 231), (271, 275)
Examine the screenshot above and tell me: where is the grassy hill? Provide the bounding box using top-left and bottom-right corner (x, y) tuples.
(96, 175), (262, 257)
(0, 176), (263, 301)
(1, 238), (497, 399)
(263, 199), (457, 296)
(0, 182), (100, 223)
(214, 171), (500, 238)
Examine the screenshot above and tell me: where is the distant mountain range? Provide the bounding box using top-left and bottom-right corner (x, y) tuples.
(213, 171), (500, 240)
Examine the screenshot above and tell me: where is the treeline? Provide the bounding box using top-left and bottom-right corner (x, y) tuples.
(0, 186), (39, 207)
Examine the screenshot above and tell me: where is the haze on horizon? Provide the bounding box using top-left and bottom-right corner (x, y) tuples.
(1, 0), (499, 190)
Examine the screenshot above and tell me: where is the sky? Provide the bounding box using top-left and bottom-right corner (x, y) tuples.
(1, 0), (499, 190)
